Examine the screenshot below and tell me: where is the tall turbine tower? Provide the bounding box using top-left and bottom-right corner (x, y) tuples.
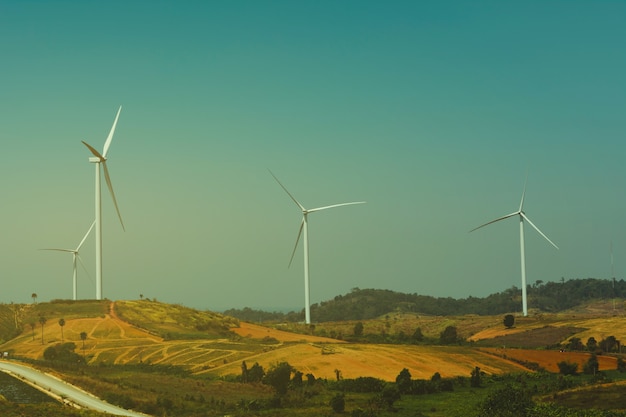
(40, 221), (95, 300)
(82, 106), (125, 300)
(270, 170), (365, 324)
(470, 180), (558, 316)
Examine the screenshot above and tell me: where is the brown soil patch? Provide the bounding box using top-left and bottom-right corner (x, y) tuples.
(232, 322), (345, 344)
(481, 347), (618, 373)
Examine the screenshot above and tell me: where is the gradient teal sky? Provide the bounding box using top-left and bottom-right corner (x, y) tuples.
(1, 1), (624, 312)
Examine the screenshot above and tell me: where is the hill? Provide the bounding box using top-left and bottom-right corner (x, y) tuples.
(225, 278), (625, 322)
(2, 297), (625, 382)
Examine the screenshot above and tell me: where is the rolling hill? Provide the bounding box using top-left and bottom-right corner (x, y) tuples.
(1, 297), (624, 382)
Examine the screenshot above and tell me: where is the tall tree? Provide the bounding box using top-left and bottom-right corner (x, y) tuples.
(31, 293), (37, 304)
(39, 315), (47, 345)
(58, 318), (66, 342)
(80, 332), (88, 357)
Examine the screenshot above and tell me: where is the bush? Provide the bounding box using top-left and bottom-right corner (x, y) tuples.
(503, 314), (515, 328)
(557, 361), (578, 376)
(480, 383), (534, 417)
(43, 342), (84, 364)
(263, 362), (293, 395)
(330, 393), (345, 413)
(395, 368), (412, 394)
(439, 326), (458, 344)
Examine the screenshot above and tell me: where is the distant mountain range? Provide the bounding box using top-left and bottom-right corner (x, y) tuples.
(224, 277), (624, 322)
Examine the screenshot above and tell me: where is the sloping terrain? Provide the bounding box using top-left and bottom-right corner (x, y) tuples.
(2, 299), (624, 383)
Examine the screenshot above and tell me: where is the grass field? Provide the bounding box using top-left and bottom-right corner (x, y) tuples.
(2, 299), (626, 416)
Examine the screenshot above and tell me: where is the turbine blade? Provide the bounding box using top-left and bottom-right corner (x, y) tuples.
(103, 106), (122, 158)
(39, 248), (75, 253)
(82, 141), (105, 160)
(520, 213), (559, 249)
(469, 211), (519, 233)
(76, 220), (96, 251)
(519, 177), (528, 212)
(102, 161), (125, 231)
(77, 254), (94, 283)
(268, 170), (306, 212)
(307, 201), (366, 213)
(288, 219), (304, 269)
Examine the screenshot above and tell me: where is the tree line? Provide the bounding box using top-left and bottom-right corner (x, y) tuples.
(224, 278), (625, 323)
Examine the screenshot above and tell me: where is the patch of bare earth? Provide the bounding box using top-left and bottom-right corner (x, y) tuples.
(231, 322), (345, 344)
(481, 347), (617, 373)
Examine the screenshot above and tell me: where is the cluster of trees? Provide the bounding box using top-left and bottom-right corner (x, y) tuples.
(225, 278), (626, 322)
(565, 335), (622, 354)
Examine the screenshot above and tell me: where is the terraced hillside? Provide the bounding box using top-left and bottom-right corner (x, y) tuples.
(1, 299), (624, 382)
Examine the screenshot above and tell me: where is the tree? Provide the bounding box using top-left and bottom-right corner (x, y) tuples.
(58, 318), (66, 342)
(503, 314), (515, 329)
(557, 361), (578, 375)
(439, 326), (458, 345)
(470, 366), (482, 387)
(353, 322), (364, 337)
(587, 336), (598, 352)
(80, 332), (87, 357)
(617, 357), (626, 372)
(31, 293), (37, 304)
(411, 327), (424, 343)
(30, 322), (36, 341)
(567, 337), (584, 351)
(39, 315), (47, 344)
(263, 362), (293, 395)
(395, 368), (412, 394)
(247, 362), (265, 383)
(599, 335), (619, 353)
(583, 353), (599, 375)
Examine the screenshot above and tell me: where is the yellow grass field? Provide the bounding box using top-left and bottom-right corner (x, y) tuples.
(2, 301), (625, 382)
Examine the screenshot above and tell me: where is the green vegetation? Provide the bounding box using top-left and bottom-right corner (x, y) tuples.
(226, 278), (626, 322)
(1, 280), (626, 416)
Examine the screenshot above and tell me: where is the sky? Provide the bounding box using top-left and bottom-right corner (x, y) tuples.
(0, 1), (624, 313)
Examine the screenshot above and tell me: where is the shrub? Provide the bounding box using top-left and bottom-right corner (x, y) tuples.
(557, 361), (578, 376)
(503, 314), (515, 328)
(480, 383), (534, 417)
(330, 393), (345, 413)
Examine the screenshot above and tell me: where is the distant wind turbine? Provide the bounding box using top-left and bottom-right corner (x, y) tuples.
(470, 180), (558, 317)
(40, 221), (95, 300)
(270, 170), (365, 324)
(82, 106), (125, 300)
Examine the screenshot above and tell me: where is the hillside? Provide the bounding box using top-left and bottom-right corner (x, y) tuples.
(2, 298), (625, 383)
(225, 278), (626, 322)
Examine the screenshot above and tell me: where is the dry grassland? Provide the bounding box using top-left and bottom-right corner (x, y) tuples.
(3, 301), (625, 383)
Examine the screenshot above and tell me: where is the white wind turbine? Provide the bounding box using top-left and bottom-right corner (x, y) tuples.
(40, 221), (95, 300)
(82, 106), (125, 300)
(270, 170), (365, 324)
(470, 180), (558, 316)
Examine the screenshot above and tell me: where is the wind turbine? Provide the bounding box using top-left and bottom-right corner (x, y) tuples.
(40, 221), (95, 300)
(470, 180), (558, 317)
(270, 170), (365, 324)
(82, 106), (125, 300)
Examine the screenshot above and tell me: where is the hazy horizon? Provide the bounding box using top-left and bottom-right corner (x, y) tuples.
(1, 1), (624, 312)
